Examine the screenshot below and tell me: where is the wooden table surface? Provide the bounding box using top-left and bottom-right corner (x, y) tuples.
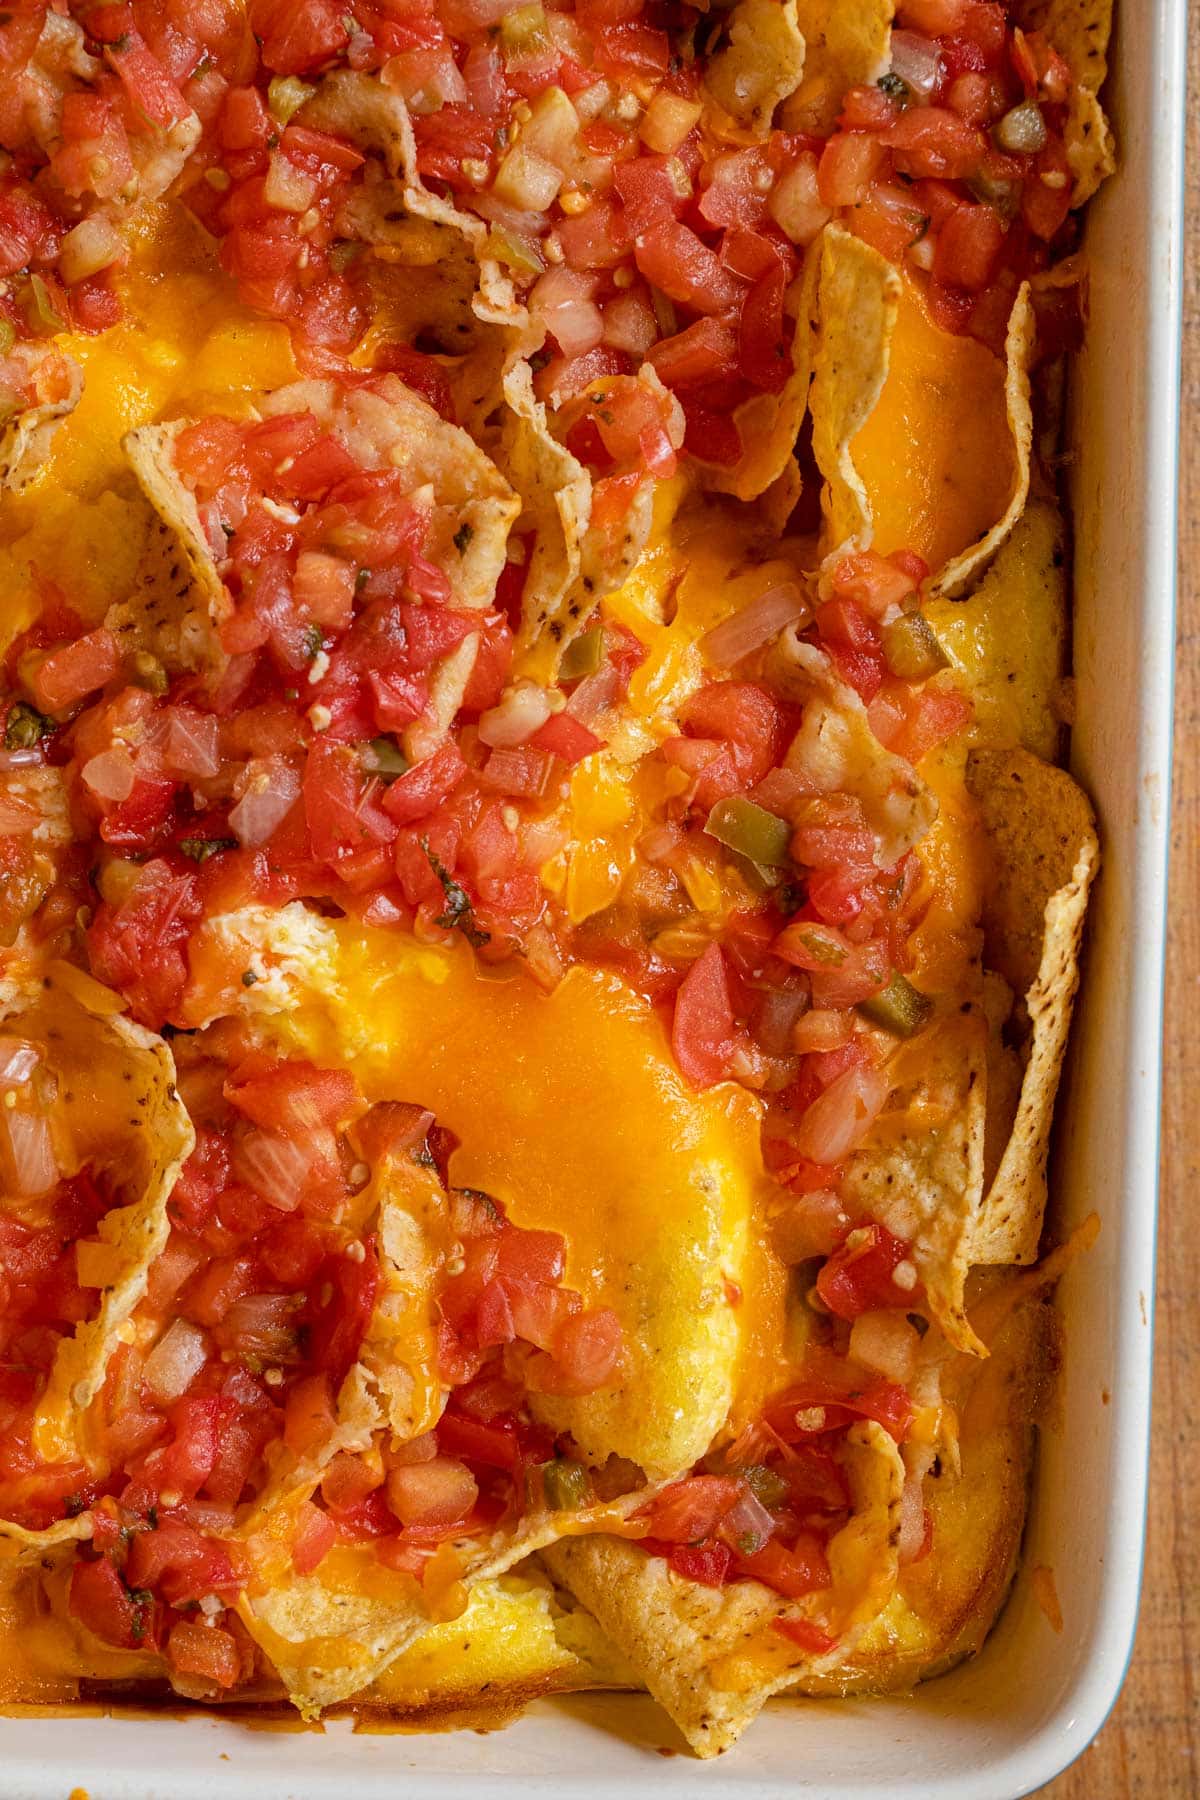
(1035, 15), (1200, 1797)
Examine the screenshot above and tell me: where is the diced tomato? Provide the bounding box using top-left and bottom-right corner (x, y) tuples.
(633, 221), (742, 317)
(166, 1620), (241, 1689)
(125, 1516), (240, 1607)
(435, 1408), (520, 1472)
(733, 1532), (830, 1600)
(226, 1062), (360, 1133)
(306, 1245), (379, 1383)
(666, 1540), (733, 1586)
(373, 344), (455, 421)
(883, 108), (986, 180)
(671, 943), (735, 1089)
(816, 1222), (920, 1319)
(647, 317), (738, 392)
(291, 1499), (337, 1575)
(248, 0), (349, 73)
(382, 743), (467, 825)
(69, 1557), (146, 1650)
(529, 712), (604, 765)
(29, 629), (121, 714)
(933, 202), (1006, 291)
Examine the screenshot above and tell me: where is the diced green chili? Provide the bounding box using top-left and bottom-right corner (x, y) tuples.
(4, 701), (52, 750)
(742, 1463), (790, 1507)
(179, 837), (237, 864)
(485, 227), (545, 275)
(705, 795), (792, 868)
(559, 625), (603, 681)
(360, 736), (409, 782)
(498, 2), (549, 53)
(268, 75), (318, 124)
(993, 100), (1047, 155)
(21, 274), (65, 337)
(858, 971), (934, 1038)
(539, 1458), (591, 1511)
(882, 612), (950, 680)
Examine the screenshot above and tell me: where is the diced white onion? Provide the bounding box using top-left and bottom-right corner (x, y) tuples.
(494, 142), (564, 212)
(158, 708), (220, 779)
(59, 214), (123, 285)
(264, 151), (318, 213)
(144, 1318), (209, 1404)
(82, 747), (137, 802)
(639, 89), (702, 155)
(233, 1129), (311, 1211)
(478, 682), (553, 748)
(702, 583), (812, 668)
(228, 758), (301, 847)
(768, 154), (832, 246)
(0, 1038), (39, 1085)
(718, 1486), (776, 1556)
(753, 988), (810, 1056)
(889, 31), (944, 100)
(530, 266), (604, 358)
(793, 1064), (890, 1163)
(849, 1310), (921, 1382)
(1, 1109), (59, 1196)
(565, 663), (619, 724)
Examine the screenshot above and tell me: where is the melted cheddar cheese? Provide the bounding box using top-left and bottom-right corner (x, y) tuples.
(851, 277), (1015, 573)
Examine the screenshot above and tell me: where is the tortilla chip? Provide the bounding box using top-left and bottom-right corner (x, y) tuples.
(705, 0), (806, 138)
(0, 349), (83, 493)
(810, 226), (902, 554)
(701, 240), (820, 504)
(842, 1005), (988, 1356)
(794, 1297), (1047, 1695)
(358, 1565), (639, 1715)
(1014, 0), (1115, 204)
(925, 498), (1068, 761)
(545, 1421), (905, 1756)
(498, 351), (591, 672)
(113, 420), (231, 670)
(0, 970), (193, 1481)
(238, 1490), (649, 1715)
(847, 276), (1035, 597)
(931, 286), (1035, 598)
(783, 0), (895, 136)
(965, 748), (1098, 1263)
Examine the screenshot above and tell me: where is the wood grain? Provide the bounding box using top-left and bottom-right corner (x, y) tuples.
(1035, 13), (1200, 1796)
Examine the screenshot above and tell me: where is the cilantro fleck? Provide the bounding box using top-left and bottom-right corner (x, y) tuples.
(453, 522), (474, 555)
(110, 31), (130, 50)
(420, 838), (490, 948)
(179, 837), (237, 864)
(241, 969), (258, 987)
(147, 1505), (158, 1530)
(878, 71), (909, 98)
(63, 1493), (85, 1518)
(355, 567), (371, 590)
(304, 623), (324, 659)
(127, 1587), (153, 1643)
(4, 700), (52, 750)
(193, 52), (212, 77)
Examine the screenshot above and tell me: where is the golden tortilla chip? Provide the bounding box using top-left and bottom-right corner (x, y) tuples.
(0, 969), (193, 1485)
(932, 286), (1035, 598)
(358, 1564), (638, 1716)
(965, 748), (1098, 1263)
(114, 419), (231, 670)
(847, 276), (1035, 597)
(1014, 0), (1115, 204)
(810, 226), (901, 554)
(238, 1491), (649, 1715)
(843, 1005), (988, 1356)
(498, 350), (591, 673)
(0, 348), (83, 494)
(545, 1420), (905, 1757)
(783, 0), (894, 136)
(705, 0), (806, 138)
(925, 498), (1067, 762)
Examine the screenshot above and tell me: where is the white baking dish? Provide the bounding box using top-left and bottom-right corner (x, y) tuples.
(2, 2), (1182, 1792)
